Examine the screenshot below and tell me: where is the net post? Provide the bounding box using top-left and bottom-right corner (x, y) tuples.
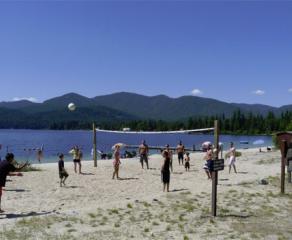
(93, 123), (97, 167)
(211, 120), (219, 217)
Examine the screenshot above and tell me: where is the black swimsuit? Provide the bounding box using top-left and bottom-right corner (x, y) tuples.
(161, 157), (170, 183)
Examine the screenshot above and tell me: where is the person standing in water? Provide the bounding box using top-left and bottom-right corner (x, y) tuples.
(139, 140), (149, 169)
(228, 142), (237, 174)
(36, 145), (44, 163)
(176, 141), (185, 165)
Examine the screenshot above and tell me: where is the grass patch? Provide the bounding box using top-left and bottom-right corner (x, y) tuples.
(88, 213), (96, 218)
(127, 203), (133, 209)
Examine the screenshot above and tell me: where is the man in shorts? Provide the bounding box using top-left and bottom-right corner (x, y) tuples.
(0, 153), (28, 212)
(176, 141), (185, 165)
(139, 140), (149, 169)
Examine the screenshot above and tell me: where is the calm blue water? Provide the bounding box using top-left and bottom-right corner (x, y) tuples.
(0, 129), (273, 163)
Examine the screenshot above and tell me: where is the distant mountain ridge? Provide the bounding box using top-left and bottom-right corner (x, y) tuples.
(93, 92), (292, 119)
(0, 92), (291, 129)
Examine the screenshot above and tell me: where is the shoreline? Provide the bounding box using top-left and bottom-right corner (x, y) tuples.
(25, 145), (275, 165)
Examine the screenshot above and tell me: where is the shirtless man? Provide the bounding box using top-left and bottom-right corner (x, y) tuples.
(228, 142), (237, 174)
(139, 140), (149, 169)
(176, 141), (185, 165)
(162, 144), (173, 172)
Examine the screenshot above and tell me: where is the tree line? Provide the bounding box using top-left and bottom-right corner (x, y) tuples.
(48, 110), (292, 135)
(1, 109), (292, 134)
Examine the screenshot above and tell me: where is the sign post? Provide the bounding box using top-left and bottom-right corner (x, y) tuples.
(93, 123), (97, 167)
(280, 140), (287, 194)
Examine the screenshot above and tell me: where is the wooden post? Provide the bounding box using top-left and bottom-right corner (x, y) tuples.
(212, 120), (219, 217)
(288, 168), (291, 184)
(280, 140), (287, 194)
(93, 123), (97, 167)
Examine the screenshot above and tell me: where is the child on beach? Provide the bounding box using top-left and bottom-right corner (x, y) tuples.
(58, 154), (68, 187)
(184, 152), (190, 171)
(112, 144), (121, 179)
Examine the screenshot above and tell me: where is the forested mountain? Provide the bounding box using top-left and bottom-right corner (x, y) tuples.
(0, 92), (291, 131)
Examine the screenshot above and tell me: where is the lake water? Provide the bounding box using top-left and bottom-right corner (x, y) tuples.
(0, 129), (273, 163)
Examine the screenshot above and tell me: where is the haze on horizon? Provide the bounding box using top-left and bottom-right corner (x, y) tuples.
(0, 0), (291, 107)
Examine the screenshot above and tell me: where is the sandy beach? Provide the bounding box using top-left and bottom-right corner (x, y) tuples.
(1, 148), (292, 240)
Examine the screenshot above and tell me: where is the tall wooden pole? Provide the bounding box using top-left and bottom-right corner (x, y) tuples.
(212, 120), (219, 217)
(93, 123), (97, 167)
(280, 140), (287, 194)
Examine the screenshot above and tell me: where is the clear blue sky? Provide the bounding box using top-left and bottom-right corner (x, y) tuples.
(0, 0), (291, 107)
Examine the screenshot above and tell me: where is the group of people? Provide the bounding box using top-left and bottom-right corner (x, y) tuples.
(111, 140), (191, 192)
(0, 140), (239, 212)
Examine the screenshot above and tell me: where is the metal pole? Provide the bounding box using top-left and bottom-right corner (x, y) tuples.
(93, 123), (97, 167)
(280, 140), (287, 194)
(212, 120), (219, 217)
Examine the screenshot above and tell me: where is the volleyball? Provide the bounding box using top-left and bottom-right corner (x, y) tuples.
(68, 103), (76, 111)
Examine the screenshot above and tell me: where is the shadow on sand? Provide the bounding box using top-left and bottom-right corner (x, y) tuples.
(80, 172), (94, 176)
(0, 211), (55, 220)
(4, 189), (30, 192)
(200, 213), (253, 219)
(148, 168), (158, 170)
(170, 188), (188, 192)
(64, 185), (83, 189)
(118, 177), (139, 181)
(218, 214), (253, 219)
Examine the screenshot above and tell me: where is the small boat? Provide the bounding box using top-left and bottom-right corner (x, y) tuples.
(240, 141), (249, 144)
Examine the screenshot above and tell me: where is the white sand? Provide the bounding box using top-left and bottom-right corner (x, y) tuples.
(1, 148), (291, 239)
